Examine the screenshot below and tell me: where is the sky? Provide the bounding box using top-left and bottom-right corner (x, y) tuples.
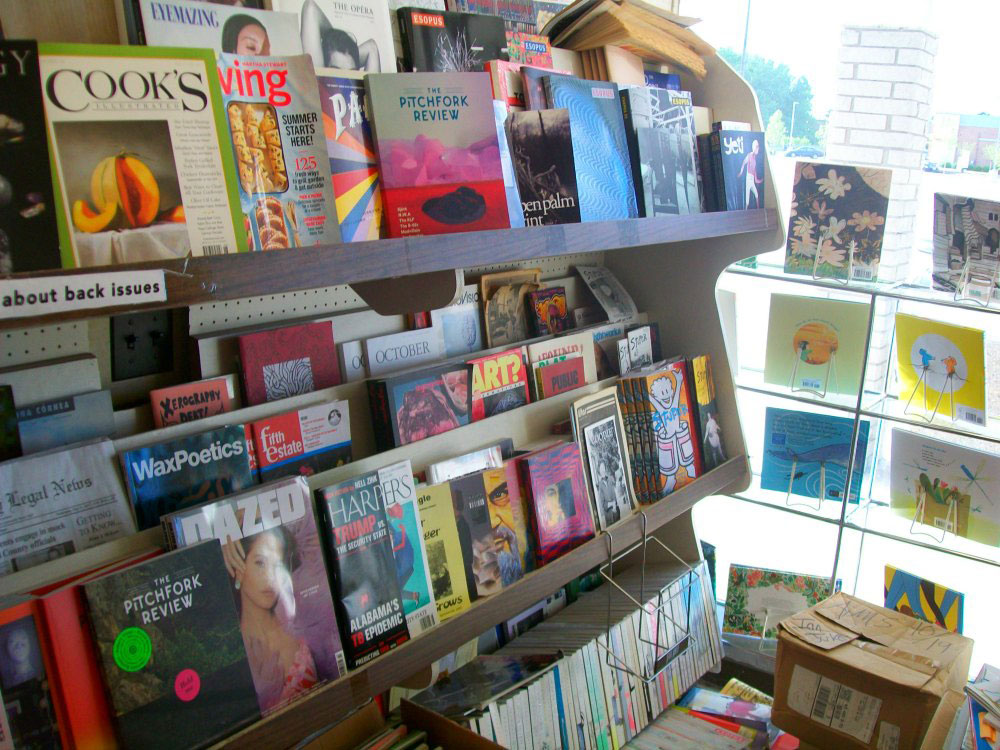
(683, 0), (1000, 119)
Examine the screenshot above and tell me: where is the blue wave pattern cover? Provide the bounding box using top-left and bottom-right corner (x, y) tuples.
(760, 407), (869, 503)
(543, 77), (637, 222)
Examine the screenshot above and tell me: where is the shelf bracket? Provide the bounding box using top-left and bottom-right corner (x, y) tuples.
(349, 269), (463, 316)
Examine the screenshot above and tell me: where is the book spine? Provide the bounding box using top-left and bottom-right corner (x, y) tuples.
(636, 376), (663, 501)
(616, 377), (643, 503)
(367, 379), (390, 452)
(628, 376), (651, 503)
(677, 363), (705, 479)
(618, 90), (646, 218)
(710, 132), (727, 211)
(396, 9), (415, 71)
(696, 134), (716, 212)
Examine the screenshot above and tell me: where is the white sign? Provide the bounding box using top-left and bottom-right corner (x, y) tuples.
(0, 270), (167, 319)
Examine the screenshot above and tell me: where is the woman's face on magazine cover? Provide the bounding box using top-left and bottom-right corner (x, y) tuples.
(236, 23), (270, 56)
(242, 532), (285, 610)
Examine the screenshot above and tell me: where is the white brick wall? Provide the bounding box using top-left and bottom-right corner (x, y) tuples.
(826, 25), (936, 388)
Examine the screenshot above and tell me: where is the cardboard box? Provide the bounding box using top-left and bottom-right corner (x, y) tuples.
(772, 592), (973, 750)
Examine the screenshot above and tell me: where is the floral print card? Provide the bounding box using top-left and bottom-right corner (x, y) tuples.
(784, 161), (892, 283)
(723, 564), (837, 638)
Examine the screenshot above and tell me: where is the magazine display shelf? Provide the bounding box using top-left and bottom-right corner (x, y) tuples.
(0, 208), (776, 330)
(0, 41), (787, 748)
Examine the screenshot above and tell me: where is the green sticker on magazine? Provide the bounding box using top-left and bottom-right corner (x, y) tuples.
(113, 627), (152, 672)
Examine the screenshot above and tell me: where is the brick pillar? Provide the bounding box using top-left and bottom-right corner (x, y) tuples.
(827, 26), (937, 285)
(826, 27), (937, 394)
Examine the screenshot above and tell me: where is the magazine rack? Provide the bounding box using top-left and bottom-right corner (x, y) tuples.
(597, 515), (699, 683)
(954, 256), (1000, 308)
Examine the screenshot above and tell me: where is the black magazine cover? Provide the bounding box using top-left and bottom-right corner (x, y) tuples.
(397, 7), (508, 72)
(0, 40), (61, 272)
(83, 542), (259, 750)
(448, 471), (500, 600)
(319, 470), (410, 669)
(711, 129), (765, 211)
(507, 108), (580, 226)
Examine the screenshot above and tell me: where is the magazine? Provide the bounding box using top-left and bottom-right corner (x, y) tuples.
(219, 53), (341, 250)
(38, 43), (247, 267)
(139, 0), (303, 55)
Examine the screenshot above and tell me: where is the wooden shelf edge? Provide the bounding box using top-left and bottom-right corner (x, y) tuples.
(212, 455), (747, 749)
(2, 210), (777, 330)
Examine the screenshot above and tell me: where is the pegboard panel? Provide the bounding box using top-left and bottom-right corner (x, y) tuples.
(189, 284), (366, 336)
(187, 251), (606, 336)
(465, 251), (605, 281)
(2, 321), (92, 368)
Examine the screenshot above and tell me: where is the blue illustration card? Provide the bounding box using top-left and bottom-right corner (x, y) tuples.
(542, 76), (638, 222)
(884, 565), (964, 634)
(760, 407), (869, 503)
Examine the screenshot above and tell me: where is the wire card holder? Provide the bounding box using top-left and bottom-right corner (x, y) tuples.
(811, 235), (855, 287)
(788, 345), (839, 399)
(903, 355), (963, 423)
(757, 607), (797, 658)
(953, 255), (1000, 308)
(597, 514), (698, 684)
(909, 481), (959, 544)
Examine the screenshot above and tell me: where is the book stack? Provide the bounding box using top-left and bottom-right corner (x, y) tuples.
(444, 560), (722, 747)
(967, 665), (1000, 749)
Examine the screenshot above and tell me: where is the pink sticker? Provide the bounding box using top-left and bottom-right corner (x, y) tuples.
(174, 669), (201, 702)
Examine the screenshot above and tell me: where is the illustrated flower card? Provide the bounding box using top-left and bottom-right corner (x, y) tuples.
(783, 161), (892, 282)
(723, 564), (836, 638)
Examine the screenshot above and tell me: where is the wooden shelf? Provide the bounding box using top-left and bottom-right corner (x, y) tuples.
(213, 455), (746, 749)
(1, 209), (777, 330)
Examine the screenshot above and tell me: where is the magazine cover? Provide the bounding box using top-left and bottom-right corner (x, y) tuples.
(895, 312), (986, 427)
(219, 53), (340, 251)
(319, 470), (411, 669)
(139, 0), (304, 55)
(483, 464), (532, 577)
(468, 347), (531, 421)
(535, 356), (585, 399)
(431, 301), (483, 357)
(397, 8), (508, 72)
(526, 329), (598, 385)
(763, 294), (869, 397)
(520, 442), (595, 565)
(0, 439), (135, 577)
(486, 60), (527, 112)
(379, 460), (439, 636)
(121, 424), (256, 530)
(642, 361), (704, 496)
(83, 543), (260, 748)
(505, 32), (553, 67)
(368, 361), (470, 450)
(493, 101), (525, 229)
(365, 327), (444, 378)
(932, 193), (1000, 302)
(760, 407), (870, 504)
(784, 161), (892, 282)
(0, 599), (62, 748)
(688, 355), (727, 471)
(238, 320), (341, 406)
(166, 477), (346, 712)
(710, 129), (765, 212)
(449, 471), (506, 597)
(723, 564), (836, 638)
(249, 398), (351, 482)
(620, 87), (700, 216)
(485, 282), (539, 348)
(446, 0), (535, 30)
(149, 374), (239, 428)
(572, 386), (635, 529)
(366, 71), (509, 237)
(884, 564), (964, 634)
(0, 40), (61, 272)
(576, 265), (638, 323)
(415, 481), (472, 620)
(38, 43), (247, 267)
(0, 385), (19, 461)
(507, 108), (581, 227)
(889, 428), (999, 546)
(274, 0), (395, 74)
(316, 68), (384, 242)
(542, 76), (637, 222)
(14, 389), (115, 454)
(526, 286), (570, 336)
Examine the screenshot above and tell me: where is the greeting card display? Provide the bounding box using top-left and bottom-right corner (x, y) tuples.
(783, 161), (891, 282)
